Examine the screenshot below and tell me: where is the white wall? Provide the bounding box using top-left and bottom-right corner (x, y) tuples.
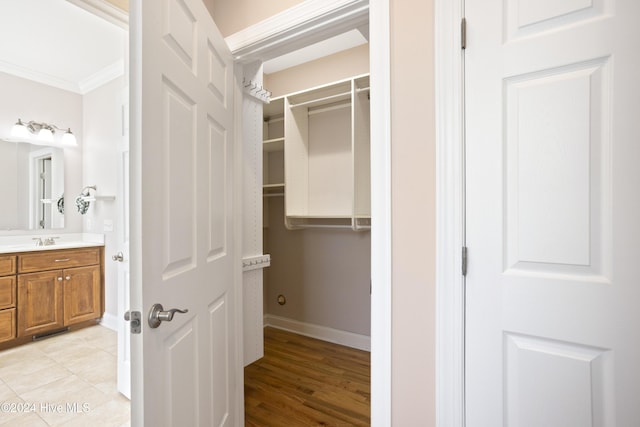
(0, 72), (83, 234)
(82, 75), (126, 321)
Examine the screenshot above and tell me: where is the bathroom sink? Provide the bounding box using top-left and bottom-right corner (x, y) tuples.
(0, 241), (103, 253)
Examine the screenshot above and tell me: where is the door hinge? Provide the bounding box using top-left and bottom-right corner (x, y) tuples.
(461, 17), (467, 50)
(462, 246), (468, 276)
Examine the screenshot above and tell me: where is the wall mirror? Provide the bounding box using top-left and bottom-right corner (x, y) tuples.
(0, 139), (65, 230)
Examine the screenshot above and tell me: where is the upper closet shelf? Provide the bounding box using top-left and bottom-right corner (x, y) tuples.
(281, 74), (371, 231)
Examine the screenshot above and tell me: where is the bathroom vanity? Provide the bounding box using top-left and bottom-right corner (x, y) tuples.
(0, 238), (104, 349)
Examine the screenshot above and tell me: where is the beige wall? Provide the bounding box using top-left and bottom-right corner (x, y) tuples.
(205, 0), (305, 37)
(265, 200), (371, 335)
(265, 44), (369, 97)
(263, 45), (371, 336)
(211, 0), (437, 423)
(105, 0), (128, 12)
(390, 0), (436, 424)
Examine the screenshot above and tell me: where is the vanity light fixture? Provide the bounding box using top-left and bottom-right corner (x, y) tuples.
(11, 118), (77, 146)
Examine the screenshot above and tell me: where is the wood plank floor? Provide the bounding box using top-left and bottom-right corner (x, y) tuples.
(244, 327), (371, 426)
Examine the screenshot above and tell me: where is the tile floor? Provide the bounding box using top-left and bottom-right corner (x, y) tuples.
(0, 325), (130, 426)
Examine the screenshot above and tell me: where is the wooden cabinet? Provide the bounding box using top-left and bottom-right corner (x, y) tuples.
(0, 255), (16, 344)
(63, 265), (101, 326)
(17, 271), (64, 337)
(0, 246), (103, 347)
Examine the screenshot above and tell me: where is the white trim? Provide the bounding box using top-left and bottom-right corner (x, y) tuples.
(0, 58), (124, 94)
(369, 0), (392, 425)
(0, 60), (83, 94)
(264, 315), (371, 352)
(78, 59), (125, 93)
(435, 0), (466, 426)
(66, 0), (129, 30)
(233, 65), (247, 426)
(225, 0), (369, 63)
(99, 312), (119, 331)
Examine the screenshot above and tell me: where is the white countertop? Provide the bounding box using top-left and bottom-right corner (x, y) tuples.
(0, 233), (104, 254)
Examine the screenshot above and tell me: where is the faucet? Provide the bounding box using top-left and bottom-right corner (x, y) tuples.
(32, 237), (44, 247)
(44, 237), (59, 246)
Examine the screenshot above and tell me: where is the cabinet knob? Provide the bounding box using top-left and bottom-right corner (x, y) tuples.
(65, 276), (71, 281)
(57, 277), (63, 281)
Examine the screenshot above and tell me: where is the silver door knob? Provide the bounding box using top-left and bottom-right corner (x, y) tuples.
(148, 303), (188, 328)
(112, 252), (124, 262)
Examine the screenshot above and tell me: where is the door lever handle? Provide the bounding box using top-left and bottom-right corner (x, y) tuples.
(148, 303), (188, 328)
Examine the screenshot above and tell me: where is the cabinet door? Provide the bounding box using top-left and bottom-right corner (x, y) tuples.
(0, 308), (16, 343)
(17, 271), (64, 337)
(0, 276), (16, 310)
(63, 265), (101, 326)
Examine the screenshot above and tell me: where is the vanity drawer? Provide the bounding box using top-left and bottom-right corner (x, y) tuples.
(0, 277), (15, 310)
(0, 308), (16, 344)
(18, 248), (101, 273)
(0, 256), (16, 276)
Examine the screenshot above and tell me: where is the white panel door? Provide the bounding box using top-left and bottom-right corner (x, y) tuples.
(465, 0), (640, 425)
(130, 0), (240, 425)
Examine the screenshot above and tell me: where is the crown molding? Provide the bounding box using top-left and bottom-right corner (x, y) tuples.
(79, 59), (125, 93)
(66, 0), (129, 29)
(0, 60), (80, 94)
(0, 59), (124, 95)
(225, 0), (369, 64)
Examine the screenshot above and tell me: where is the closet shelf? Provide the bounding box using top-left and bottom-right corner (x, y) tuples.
(263, 74), (370, 232)
(263, 137), (284, 152)
(263, 183), (284, 191)
(289, 91), (352, 109)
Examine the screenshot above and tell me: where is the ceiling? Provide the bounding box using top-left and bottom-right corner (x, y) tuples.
(0, 0), (364, 93)
(0, 0), (127, 94)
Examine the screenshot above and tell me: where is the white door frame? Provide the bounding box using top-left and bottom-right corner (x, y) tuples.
(226, 0), (391, 424)
(368, 1), (391, 424)
(435, 0), (465, 426)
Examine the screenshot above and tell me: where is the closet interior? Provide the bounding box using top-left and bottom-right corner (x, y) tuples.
(261, 70), (372, 350)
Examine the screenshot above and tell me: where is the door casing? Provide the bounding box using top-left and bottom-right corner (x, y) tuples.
(434, 0), (467, 426)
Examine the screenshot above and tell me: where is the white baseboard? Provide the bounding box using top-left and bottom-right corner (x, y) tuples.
(264, 314), (370, 352)
(100, 312), (118, 331)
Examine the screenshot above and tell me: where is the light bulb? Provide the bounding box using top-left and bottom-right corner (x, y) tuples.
(61, 128), (77, 146)
(11, 119), (29, 138)
(38, 127), (54, 143)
